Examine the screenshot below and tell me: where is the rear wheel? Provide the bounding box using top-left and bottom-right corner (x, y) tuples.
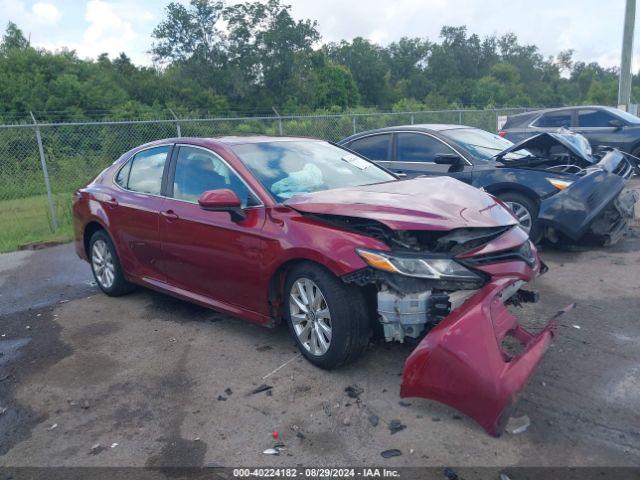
(284, 263), (370, 369)
(498, 192), (542, 243)
(89, 230), (135, 297)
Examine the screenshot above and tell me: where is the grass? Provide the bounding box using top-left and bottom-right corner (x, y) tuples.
(0, 193), (75, 253)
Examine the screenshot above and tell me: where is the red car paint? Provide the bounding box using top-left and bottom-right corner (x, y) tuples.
(73, 137), (564, 435)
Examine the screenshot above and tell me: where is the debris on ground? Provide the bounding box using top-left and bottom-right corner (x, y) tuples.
(217, 395), (227, 401)
(81, 400), (90, 410)
(46, 423), (58, 430)
(256, 345), (273, 352)
(0, 374), (9, 382)
(344, 385), (364, 399)
(295, 431), (305, 440)
(572, 325), (581, 329)
(432, 417), (441, 422)
(224, 388), (233, 396)
(322, 403), (331, 417)
(0, 407), (7, 416)
(505, 415), (531, 434)
(111, 443), (119, 448)
(342, 418), (351, 426)
(388, 419), (406, 434)
(444, 467), (459, 480)
(263, 448), (279, 455)
(398, 401), (411, 407)
(368, 414), (380, 427)
(249, 384), (273, 395)
(272, 431), (279, 440)
(380, 449), (402, 459)
(500, 473), (512, 480)
(451, 414), (462, 420)
(89, 443), (105, 455)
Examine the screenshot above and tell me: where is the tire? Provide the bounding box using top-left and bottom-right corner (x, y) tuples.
(284, 262), (370, 370)
(89, 230), (136, 297)
(497, 191), (543, 244)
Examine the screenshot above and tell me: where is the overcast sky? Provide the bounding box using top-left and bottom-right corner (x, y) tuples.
(0, 0), (636, 70)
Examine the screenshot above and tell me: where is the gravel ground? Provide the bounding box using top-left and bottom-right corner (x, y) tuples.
(0, 180), (639, 468)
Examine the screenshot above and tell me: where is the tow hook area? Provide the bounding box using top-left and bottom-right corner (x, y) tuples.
(400, 277), (575, 436)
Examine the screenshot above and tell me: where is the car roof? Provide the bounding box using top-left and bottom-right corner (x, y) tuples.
(130, 135), (324, 152)
(507, 105), (617, 119)
(339, 124), (478, 143)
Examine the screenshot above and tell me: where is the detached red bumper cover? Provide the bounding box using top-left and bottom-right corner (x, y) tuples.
(400, 276), (574, 436)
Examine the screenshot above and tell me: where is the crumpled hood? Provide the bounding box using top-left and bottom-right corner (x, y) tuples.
(496, 131), (596, 165)
(284, 177), (518, 231)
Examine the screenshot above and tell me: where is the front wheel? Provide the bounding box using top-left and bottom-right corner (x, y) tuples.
(498, 192), (542, 244)
(284, 263), (370, 370)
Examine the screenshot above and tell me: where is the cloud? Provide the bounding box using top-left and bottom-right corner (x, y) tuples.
(32, 2), (61, 24)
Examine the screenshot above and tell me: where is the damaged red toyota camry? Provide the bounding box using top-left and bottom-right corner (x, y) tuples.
(73, 137), (572, 436)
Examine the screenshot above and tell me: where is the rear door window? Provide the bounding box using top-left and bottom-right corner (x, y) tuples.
(396, 133), (454, 162)
(347, 134), (391, 161)
(127, 146), (170, 195)
(578, 109), (618, 127)
(533, 112), (572, 128)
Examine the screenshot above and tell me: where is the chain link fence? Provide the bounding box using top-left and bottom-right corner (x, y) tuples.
(0, 107), (532, 252)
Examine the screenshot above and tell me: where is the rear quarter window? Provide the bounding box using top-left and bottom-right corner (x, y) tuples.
(347, 134), (391, 161)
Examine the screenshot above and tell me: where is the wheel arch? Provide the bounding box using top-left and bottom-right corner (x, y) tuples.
(484, 183), (541, 208)
(267, 258), (345, 324)
(83, 220), (107, 259)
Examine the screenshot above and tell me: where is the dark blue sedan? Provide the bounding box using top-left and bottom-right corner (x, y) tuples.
(340, 125), (636, 245)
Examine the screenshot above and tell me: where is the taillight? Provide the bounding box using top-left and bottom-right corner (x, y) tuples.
(498, 130), (507, 138)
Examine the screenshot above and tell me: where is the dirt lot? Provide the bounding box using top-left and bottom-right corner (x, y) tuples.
(1, 182), (639, 468)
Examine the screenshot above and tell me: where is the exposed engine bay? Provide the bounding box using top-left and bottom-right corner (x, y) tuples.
(494, 129), (636, 178)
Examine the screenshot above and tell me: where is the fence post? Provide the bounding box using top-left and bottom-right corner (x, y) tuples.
(169, 108), (181, 137)
(272, 107), (283, 136)
(30, 112), (58, 232)
(410, 114), (415, 125)
(352, 116), (356, 134)
(458, 110), (463, 125)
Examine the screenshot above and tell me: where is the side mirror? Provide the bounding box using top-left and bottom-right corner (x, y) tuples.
(608, 119), (624, 129)
(198, 189), (245, 221)
(434, 154), (463, 166)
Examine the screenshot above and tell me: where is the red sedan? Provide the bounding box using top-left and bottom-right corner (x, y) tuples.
(73, 136), (570, 435)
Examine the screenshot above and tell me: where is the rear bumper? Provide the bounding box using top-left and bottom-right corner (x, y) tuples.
(400, 276), (573, 436)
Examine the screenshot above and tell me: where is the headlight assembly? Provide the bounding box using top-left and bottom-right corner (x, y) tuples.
(546, 178), (573, 190)
(356, 249), (481, 281)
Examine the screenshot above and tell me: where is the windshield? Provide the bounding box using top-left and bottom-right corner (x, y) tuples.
(231, 140), (396, 201)
(440, 128), (531, 160)
(610, 108), (640, 125)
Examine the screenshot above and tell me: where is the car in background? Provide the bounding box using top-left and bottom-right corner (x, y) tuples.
(73, 136), (567, 435)
(340, 125), (637, 245)
(499, 105), (640, 158)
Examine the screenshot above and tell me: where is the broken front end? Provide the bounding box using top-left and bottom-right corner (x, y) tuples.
(342, 223), (572, 436)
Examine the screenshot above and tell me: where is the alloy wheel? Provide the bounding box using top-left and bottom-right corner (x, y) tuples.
(289, 278), (332, 356)
(91, 239), (115, 289)
(505, 201), (533, 233)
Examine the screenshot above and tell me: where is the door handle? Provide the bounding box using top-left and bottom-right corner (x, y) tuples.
(161, 209), (179, 220)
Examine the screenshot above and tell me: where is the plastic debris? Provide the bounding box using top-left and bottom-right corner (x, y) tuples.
(295, 431), (305, 440)
(444, 467), (459, 480)
(572, 325), (581, 329)
(250, 384), (273, 395)
(0, 407), (7, 415)
(111, 443), (119, 448)
(25, 326), (31, 330)
(388, 419), (406, 434)
(263, 448), (279, 455)
(47, 423), (58, 430)
(272, 431), (279, 440)
(344, 385), (363, 399)
(368, 414), (380, 427)
(89, 443), (105, 455)
(217, 395), (227, 401)
(81, 400), (90, 410)
(380, 449), (402, 459)
(505, 415), (531, 434)
(224, 388), (233, 396)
